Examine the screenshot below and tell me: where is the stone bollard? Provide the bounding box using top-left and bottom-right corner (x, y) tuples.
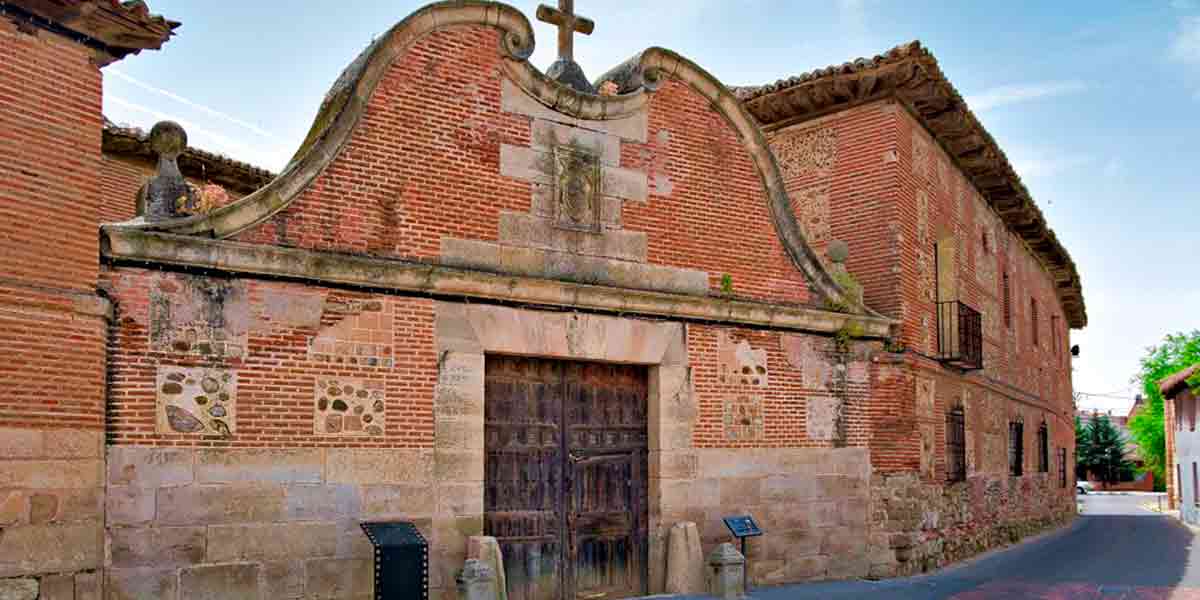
(456, 559), (497, 600)
(666, 521), (704, 594)
(708, 542), (746, 600)
(467, 535), (508, 600)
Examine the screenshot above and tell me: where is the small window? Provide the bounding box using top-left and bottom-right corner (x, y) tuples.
(1031, 298), (1039, 347)
(1059, 447), (1068, 488)
(1009, 421), (1024, 477)
(981, 230), (991, 254)
(1002, 272), (1012, 329)
(946, 406), (967, 483)
(1037, 423), (1050, 473)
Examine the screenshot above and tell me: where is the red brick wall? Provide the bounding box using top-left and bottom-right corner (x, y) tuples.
(234, 25), (813, 306)
(0, 20), (108, 430)
(688, 325), (874, 449)
(98, 155), (146, 223)
(102, 266), (438, 447)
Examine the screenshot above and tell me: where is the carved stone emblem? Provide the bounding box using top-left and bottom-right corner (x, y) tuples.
(552, 145), (602, 231)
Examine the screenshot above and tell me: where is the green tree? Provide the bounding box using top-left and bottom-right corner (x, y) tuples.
(1077, 413), (1131, 485)
(1127, 330), (1200, 492)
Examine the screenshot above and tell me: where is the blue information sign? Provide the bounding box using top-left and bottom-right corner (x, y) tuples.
(722, 515), (762, 538)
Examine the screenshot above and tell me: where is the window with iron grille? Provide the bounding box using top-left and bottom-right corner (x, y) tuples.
(1002, 272), (1012, 329)
(1038, 423), (1049, 473)
(946, 407), (967, 483)
(1059, 447), (1067, 488)
(1031, 298), (1039, 347)
(1009, 421), (1024, 477)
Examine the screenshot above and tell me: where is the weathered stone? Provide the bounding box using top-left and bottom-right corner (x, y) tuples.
(456, 558), (496, 600)
(305, 558), (373, 599)
(0, 428), (42, 459)
(179, 563), (259, 600)
(708, 542), (745, 600)
(0, 578), (37, 600)
(435, 451), (484, 482)
(467, 536), (507, 600)
(0, 460), (101, 489)
(665, 521), (704, 594)
(361, 484), (438, 518)
(73, 571), (100, 600)
(335, 518), (376, 559)
(106, 485), (156, 526)
(28, 493), (58, 524)
(325, 449), (433, 484)
(500, 79), (649, 142)
(437, 483), (483, 517)
(106, 568), (177, 600)
(43, 429), (103, 458)
(196, 448), (324, 483)
(0, 522), (101, 577)
(156, 484), (284, 525)
(37, 573), (73, 600)
(205, 522), (338, 562)
(0, 492), (25, 525)
(110, 526), (206, 567)
(284, 484), (361, 521)
(259, 561), (306, 599)
(107, 447), (193, 487)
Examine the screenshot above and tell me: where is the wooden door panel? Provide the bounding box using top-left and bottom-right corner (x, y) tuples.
(486, 356), (647, 600)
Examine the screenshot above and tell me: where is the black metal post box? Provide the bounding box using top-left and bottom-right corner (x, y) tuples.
(361, 521), (429, 600)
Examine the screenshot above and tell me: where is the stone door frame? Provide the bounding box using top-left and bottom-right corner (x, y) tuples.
(433, 301), (691, 595)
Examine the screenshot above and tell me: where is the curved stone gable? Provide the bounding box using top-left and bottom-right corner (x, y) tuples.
(102, 0), (866, 315)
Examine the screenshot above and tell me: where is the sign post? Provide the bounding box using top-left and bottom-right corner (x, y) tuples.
(722, 515), (763, 594)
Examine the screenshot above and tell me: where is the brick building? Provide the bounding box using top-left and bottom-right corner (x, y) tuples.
(0, 1), (1084, 598)
(1163, 364), (1199, 515)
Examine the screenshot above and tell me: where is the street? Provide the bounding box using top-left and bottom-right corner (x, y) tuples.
(675, 493), (1200, 599)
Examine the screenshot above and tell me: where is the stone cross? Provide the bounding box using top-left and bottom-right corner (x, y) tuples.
(536, 0), (594, 63)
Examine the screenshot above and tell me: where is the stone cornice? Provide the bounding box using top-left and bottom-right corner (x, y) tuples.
(0, 0), (178, 65)
(99, 0), (876, 319)
(101, 230), (896, 339)
(735, 41), (1087, 329)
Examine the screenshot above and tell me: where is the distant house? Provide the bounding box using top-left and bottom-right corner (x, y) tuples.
(1163, 365), (1200, 516)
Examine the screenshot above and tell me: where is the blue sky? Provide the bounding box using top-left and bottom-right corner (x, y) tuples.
(103, 1), (1200, 413)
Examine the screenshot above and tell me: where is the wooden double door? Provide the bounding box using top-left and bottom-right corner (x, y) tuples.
(484, 355), (649, 600)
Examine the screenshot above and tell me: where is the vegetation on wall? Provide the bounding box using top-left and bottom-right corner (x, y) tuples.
(1127, 330), (1200, 492)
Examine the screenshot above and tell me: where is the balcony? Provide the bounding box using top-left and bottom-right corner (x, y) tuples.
(936, 300), (983, 371)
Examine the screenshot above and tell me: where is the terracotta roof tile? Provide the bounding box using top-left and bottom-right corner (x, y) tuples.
(1160, 364), (1200, 398)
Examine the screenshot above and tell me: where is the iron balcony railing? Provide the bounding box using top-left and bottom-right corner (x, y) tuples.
(936, 300), (983, 371)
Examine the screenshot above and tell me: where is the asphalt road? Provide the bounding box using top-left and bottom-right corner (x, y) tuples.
(668, 493), (1200, 600)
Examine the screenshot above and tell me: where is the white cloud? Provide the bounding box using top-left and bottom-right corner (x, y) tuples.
(964, 80), (1088, 112)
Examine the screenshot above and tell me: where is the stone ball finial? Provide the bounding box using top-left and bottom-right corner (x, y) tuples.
(149, 120), (187, 158)
(828, 240), (850, 264)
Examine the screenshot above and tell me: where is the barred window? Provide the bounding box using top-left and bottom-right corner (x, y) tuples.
(1038, 423), (1049, 473)
(1009, 421), (1024, 477)
(946, 406), (967, 483)
(1059, 447), (1067, 488)
(1031, 298), (1039, 347)
(1002, 272), (1012, 329)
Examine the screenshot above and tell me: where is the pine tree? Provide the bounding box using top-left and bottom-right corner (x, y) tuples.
(1076, 413), (1131, 486)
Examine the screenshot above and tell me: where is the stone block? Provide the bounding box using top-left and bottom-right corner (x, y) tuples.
(649, 452), (698, 480)
(786, 554), (830, 580)
(440, 238), (502, 271)
(306, 558), (373, 599)
(0, 459), (101, 489)
(29, 494), (57, 524)
(435, 451), (484, 482)
(659, 479), (719, 511)
(110, 526), (206, 568)
(602, 165), (648, 203)
(0, 491), (26, 525)
(0, 428), (42, 459)
(820, 525), (867, 557)
(325, 449), (433, 484)
(665, 521), (704, 594)
(259, 560), (306, 599)
(435, 419), (483, 451)
(195, 448), (324, 484)
(36, 574), (72, 600)
(73, 571), (100, 600)
(708, 543), (745, 600)
(766, 528), (821, 560)
(456, 558), (495, 600)
(437, 483), (484, 517)
(107, 447), (193, 488)
(496, 212), (648, 262)
(43, 429), (103, 458)
(0, 578), (37, 600)
(156, 484), (285, 525)
(361, 484), (438, 518)
(719, 478), (763, 508)
(498, 143), (547, 183)
(206, 521), (338, 562)
(0, 522), (101, 577)
(106, 568), (177, 600)
(33, 488), (103, 524)
(467, 536), (507, 600)
(179, 563), (260, 600)
(530, 119), (620, 165)
(500, 79), (648, 142)
(107, 485), (156, 526)
(284, 484), (362, 521)
(761, 475), (818, 502)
